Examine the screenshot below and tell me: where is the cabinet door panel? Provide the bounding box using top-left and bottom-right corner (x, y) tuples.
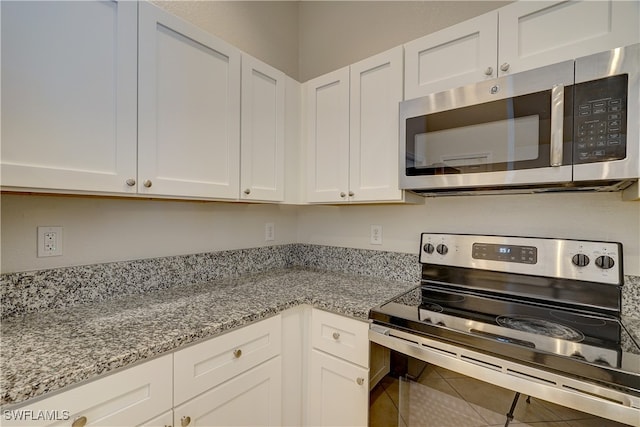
(349, 47), (404, 202)
(307, 350), (369, 427)
(174, 357), (281, 427)
(305, 67), (350, 203)
(0, 0), (137, 193)
(404, 12), (497, 99)
(499, 1), (640, 75)
(240, 55), (286, 202)
(138, 2), (240, 199)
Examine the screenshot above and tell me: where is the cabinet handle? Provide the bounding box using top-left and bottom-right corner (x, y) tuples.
(244, 188), (251, 195)
(340, 192), (346, 198)
(143, 179), (153, 188)
(125, 178), (136, 187)
(332, 332), (340, 340)
(71, 416), (87, 427)
(356, 377), (365, 386)
(181, 416), (191, 427)
(500, 62), (510, 72)
(484, 66), (493, 76)
(348, 191), (354, 197)
(233, 349), (242, 358)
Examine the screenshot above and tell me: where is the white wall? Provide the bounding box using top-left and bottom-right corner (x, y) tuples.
(1, 194), (298, 273)
(297, 192), (640, 275)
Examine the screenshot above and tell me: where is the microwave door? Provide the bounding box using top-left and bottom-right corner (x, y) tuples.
(400, 61), (574, 191)
(572, 44), (639, 184)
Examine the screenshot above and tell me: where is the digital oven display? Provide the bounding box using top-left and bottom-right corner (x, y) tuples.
(472, 243), (537, 264)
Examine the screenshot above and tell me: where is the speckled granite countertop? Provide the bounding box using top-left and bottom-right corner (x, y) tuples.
(0, 267), (415, 407)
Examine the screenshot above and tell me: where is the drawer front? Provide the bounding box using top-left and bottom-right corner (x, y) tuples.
(311, 309), (369, 368)
(4, 355), (173, 427)
(173, 315), (282, 405)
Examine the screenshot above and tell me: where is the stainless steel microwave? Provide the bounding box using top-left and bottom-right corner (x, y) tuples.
(399, 44), (639, 195)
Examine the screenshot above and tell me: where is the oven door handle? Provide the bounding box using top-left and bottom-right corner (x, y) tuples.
(550, 84), (564, 167)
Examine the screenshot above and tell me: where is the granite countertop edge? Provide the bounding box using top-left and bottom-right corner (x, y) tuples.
(0, 267), (416, 407)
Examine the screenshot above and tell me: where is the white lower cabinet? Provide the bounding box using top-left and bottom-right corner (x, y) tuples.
(173, 357), (282, 427)
(307, 309), (370, 427)
(307, 350), (369, 427)
(4, 355), (173, 427)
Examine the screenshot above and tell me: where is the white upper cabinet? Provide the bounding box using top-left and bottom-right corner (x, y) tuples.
(0, 1), (138, 193)
(499, 0), (640, 76)
(240, 55), (286, 202)
(305, 47), (408, 204)
(349, 47), (404, 202)
(305, 67), (351, 203)
(138, 2), (241, 199)
(404, 12), (498, 99)
(405, 0), (640, 99)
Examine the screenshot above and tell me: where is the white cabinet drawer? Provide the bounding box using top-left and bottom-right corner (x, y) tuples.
(311, 309), (369, 368)
(5, 355), (173, 427)
(173, 315), (282, 405)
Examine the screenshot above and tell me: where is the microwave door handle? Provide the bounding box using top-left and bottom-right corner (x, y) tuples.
(550, 85), (564, 167)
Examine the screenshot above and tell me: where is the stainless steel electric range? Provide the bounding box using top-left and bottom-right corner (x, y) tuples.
(369, 233), (640, 425)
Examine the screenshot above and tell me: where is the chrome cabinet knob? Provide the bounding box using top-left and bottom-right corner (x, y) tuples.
(143, 180), (152, 188)
(72, 416), (87, 427)
(340, 192), (346, 198)
(125, 178), (136, 187)
(356, 377), (365, 386)
(233, 349), (242, 358)
(348, 191), (354, 197)
(500, 62), (510, 72)
(332, 331), (340, 340)
(484, 66), (493, 76)
(244, 188), (251, 195)
(181, 416), (191, 427)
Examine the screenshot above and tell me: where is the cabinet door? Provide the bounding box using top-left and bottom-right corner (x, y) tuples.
(349, 47), (404, 202)
(305, 67), (350, 203)
(138, 2), (241, 199)
(174, 357), (282, 427)
(404, 11), (498, 99)
(498, 1), (640, 76)
(0, 1), (137, 193)
(307, 349), (369, 427)
(5, 355), (173, 427)
(240, 55), (286, 202)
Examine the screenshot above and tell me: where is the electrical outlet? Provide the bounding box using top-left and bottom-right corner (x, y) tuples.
(38, 226), (63, 257)
(370, 225), (383, 245)
(265, 223), (275, 241)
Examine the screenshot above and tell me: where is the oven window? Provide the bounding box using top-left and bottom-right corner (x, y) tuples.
(405, 89), (571, 176)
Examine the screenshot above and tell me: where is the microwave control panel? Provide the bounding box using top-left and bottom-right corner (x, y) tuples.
(574, 74), (627, 164)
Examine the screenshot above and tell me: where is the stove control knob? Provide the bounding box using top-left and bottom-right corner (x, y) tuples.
(571, 253), (590, 267)
(595, 255), (615, 270)
(436, 244), (448, 255)
(423, 243), (435, 254)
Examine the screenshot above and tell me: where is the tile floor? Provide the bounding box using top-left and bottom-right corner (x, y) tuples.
(369, 364), (632, 427)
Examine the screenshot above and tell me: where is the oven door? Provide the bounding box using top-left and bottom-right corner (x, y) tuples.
(399, 61), (575, 192)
